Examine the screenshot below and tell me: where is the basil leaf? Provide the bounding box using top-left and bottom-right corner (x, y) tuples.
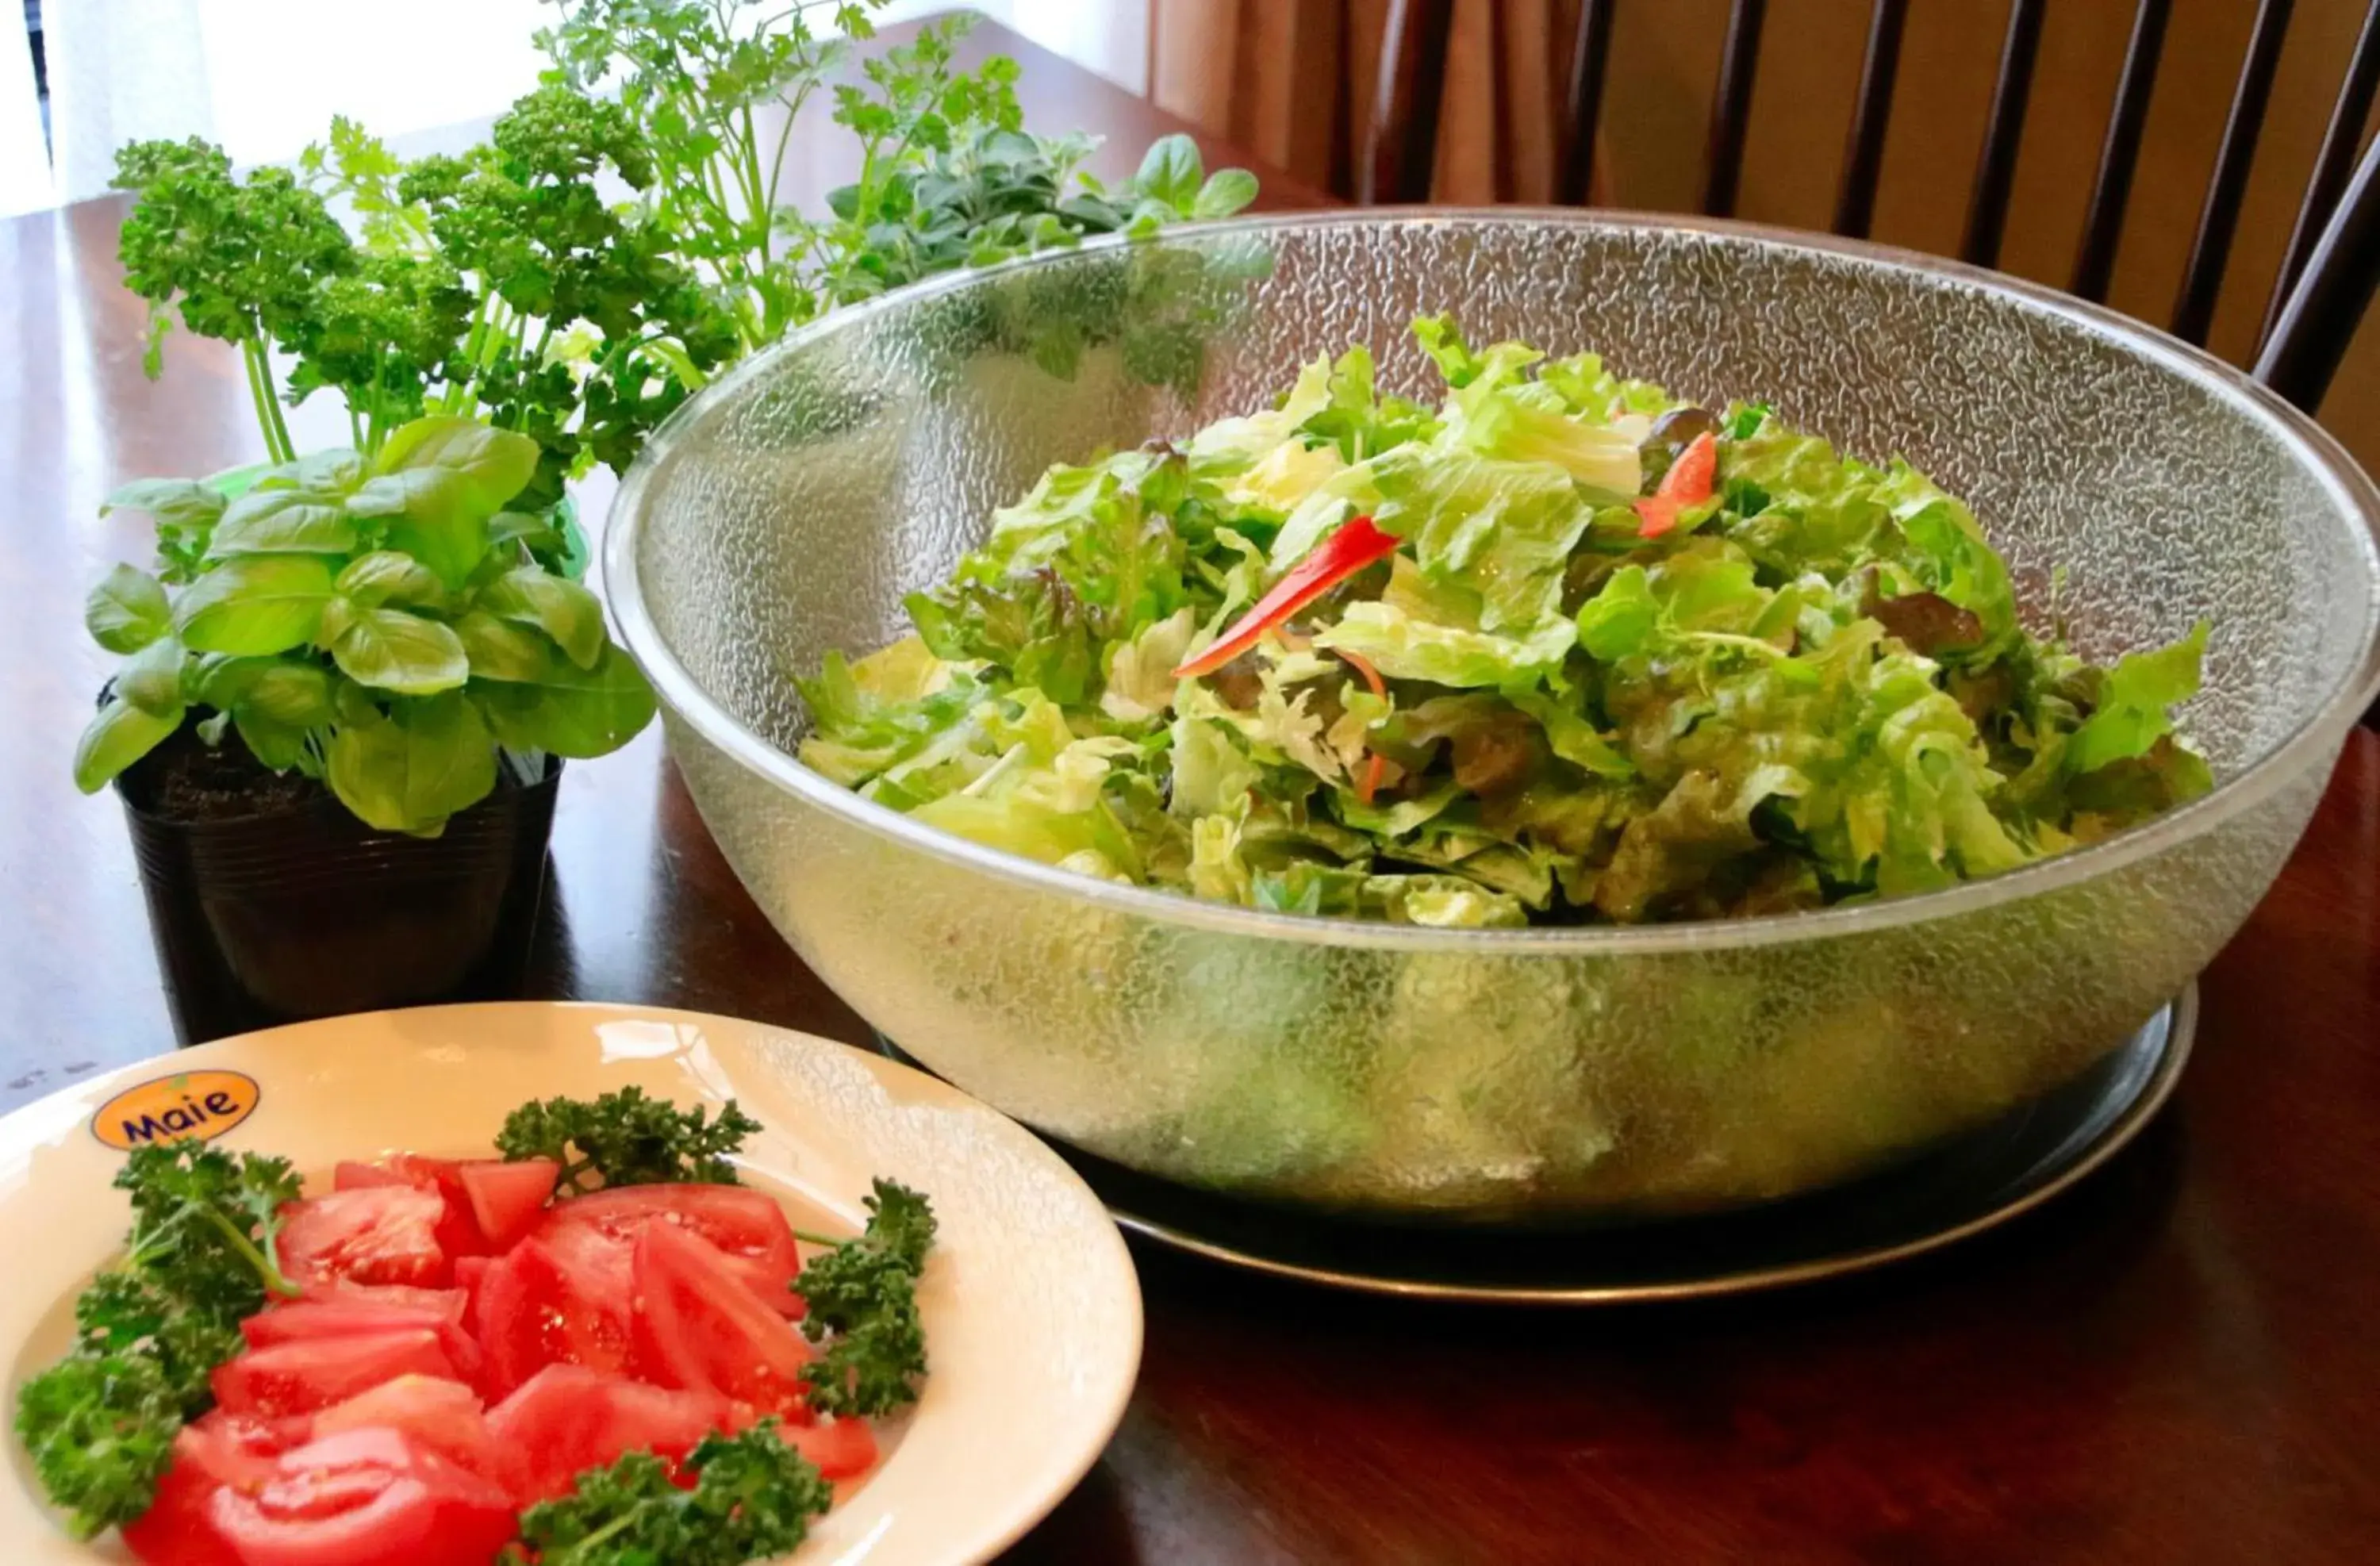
(86, 563), (171, 653)
(336, 551), (449, 611)
(171, 557), (338, 655)
(101, 478), (227, 532)
(489, 510), (566, 558)
(343, 420), (539, 589)
(241, 662), (336, 727)
(475, 643), (657, 758)
(190, 654), (271, 709)
(117, 636), (186, 717)
(455, 611), (553, 683)
(477, 567), (606, 670)
(74, 697), (180, 794)
(205, 489), (359, 558)
(327, 606), (470, 696)
(235, 712), (313, 772)
(373, 417), (541, 509)
(255, 448), (366, 495)
(326, 693), (497, 835)
(346, 474), (493, 589)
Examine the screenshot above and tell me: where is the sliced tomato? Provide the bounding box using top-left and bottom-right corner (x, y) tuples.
(297, 1280), (466, 1322)
(244, 1300), (447, 1346)
(332, 1162), (410, 1192)
(630, 1219), (815, 1418)
(486, 1365), (731, 1503)
(543, 1184), (803, 1318)
(474, 1234), (633, 1397)
(243, 1299), (482, 1388)
(364, 1154), (501, 1261)
(785, 1415), (880, 1481)
(121, 1445), (241, 1566)
(451, 1256), (491, 1338)
(207, 1428), (515, 1566)
(310, 1376), (513, 1493)
(184, 1411), (308, 1482)
(457, 1157), (556, 1250)
(535, 1214), (634, 1295)
(212, 1330), (457, 1419)
(279, 1187), (449, 1289)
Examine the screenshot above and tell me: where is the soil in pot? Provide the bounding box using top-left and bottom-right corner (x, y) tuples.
(119, 719), (561, 1044)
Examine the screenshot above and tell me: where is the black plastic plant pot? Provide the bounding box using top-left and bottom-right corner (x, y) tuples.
(117, 748), (562, 1045)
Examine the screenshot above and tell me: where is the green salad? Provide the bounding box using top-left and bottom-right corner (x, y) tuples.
(799, 317), (2211, 928)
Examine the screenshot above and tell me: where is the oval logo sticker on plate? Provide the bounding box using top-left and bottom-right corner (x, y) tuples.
(90, 1070), (262, 1151)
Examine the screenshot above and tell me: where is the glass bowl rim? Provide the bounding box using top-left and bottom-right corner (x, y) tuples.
(606, 207), (2380, 957)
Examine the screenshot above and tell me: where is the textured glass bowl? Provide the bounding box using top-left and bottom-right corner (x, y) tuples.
(608, 212), (2380, 1223)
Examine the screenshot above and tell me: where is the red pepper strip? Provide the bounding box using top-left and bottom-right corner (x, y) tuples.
(1173, 516), (1401, 680)
(1634, 429), (1718, 538)
(1333, 648), (1390, 805)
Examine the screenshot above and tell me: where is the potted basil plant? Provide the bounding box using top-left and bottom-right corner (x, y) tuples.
(77, 418), (654, 1041)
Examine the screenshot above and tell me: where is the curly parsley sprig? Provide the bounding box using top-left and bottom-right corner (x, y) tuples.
(496, 1085), (762, 1195)
(511, 1420), (835, 1566)
(14, 1142), (302, 1537)
(793, 1179), (936, 1418)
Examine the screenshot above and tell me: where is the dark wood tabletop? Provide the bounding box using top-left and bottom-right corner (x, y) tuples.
(6, 15), (2380, 1564)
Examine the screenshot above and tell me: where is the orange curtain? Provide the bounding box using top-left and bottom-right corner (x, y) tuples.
(1146, 0), (1587, 203)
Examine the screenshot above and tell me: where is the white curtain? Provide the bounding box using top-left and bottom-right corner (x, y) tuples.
(39, 0), (1145, 209)
(0, 0), (53, 214)
(48, 0), (547, 203)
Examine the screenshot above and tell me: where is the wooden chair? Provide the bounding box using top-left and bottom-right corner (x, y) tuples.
(1362, 0), (2380, 416)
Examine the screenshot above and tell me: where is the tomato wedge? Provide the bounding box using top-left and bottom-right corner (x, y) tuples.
(206, 1428), (515, 1566)
(311, 1376), (513, 1492)
(213, 1330), (458, 1419)
(242, 1299), (481, 1388)
(486, 1365), (731, 1503)
(279, 1187), (450, 1289)
(537, 1184), (803, 1318)
(332, 1162), (409, 1191)
(785, 1415), (880, 1482)
(457, 1158), (556, 1250)
(336, 1152), (497, 1266)
(121, 1440), (243, 1566)
(296, 1281), (466, 1322)
(474, 1234), (633, 1397)
(182, 1412), (305, 1483)
(1173, 515), (1401, 679)
(629, 1219), (815, 1418)
(451, 1256), (492, 1338)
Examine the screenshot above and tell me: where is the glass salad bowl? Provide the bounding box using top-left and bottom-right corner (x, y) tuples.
(607, 212), (2380, 1223)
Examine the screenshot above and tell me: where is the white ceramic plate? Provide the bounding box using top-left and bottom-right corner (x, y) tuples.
(0, 1004), (1143, 1565)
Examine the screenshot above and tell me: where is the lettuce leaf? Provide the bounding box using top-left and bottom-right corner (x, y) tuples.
(1367, 447), (1591, 635)
(2068, 620), (2209, 774)
(1317, 601), (1575, 689)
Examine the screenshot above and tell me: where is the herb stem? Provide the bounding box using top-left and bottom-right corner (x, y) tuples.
(239, 340), (293, 464)
(196, 1206), (299, 1299)
(262, 358), (297, 464)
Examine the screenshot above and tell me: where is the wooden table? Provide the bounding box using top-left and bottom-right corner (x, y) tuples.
(7, 16), (2380, 1564)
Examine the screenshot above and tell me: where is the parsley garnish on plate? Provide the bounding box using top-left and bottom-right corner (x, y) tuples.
(511, 1421), (835, 1565)
(496, 1084), (762, 1194)
(14, 1142), (301, 1537)
(794, 1179), (938, 1418)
